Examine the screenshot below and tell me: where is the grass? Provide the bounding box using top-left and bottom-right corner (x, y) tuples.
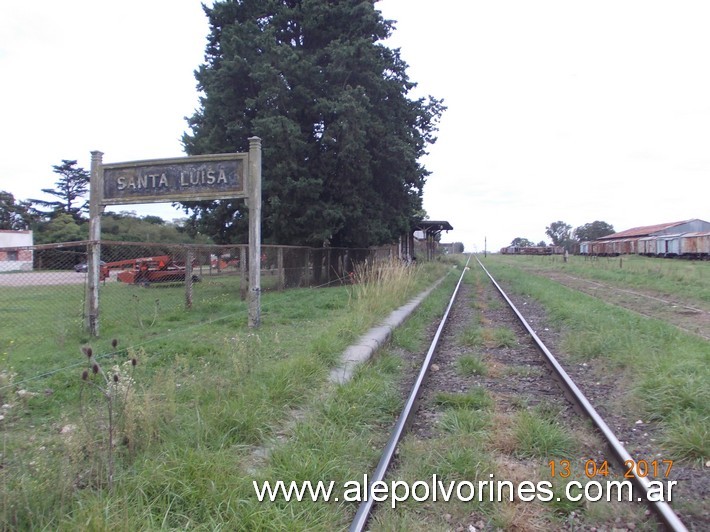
(459, 325), (517, 349)
(511, 409), (576, 459)
(502, 365), (543, 378)
(370, 434), (494, 528)
(662, 411), (709, 462)
(439, 408), (490, 435)
(0, 259), (454, 529)
(371, 382), (497, 525)
(374, 254), (697, 530)
(459, 325), (484, 346)
(390, 273), (454, 353)
(4, 253), (706, 528)
(456, 354), (487, 376)
(481, 254), (710, 462)
(495, 253), (710, 306)
(434, 387), (493, 411)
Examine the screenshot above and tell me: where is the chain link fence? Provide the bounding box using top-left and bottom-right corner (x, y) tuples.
(0, 240), (398, 360)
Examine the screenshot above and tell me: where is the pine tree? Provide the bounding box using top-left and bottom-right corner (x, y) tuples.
(182, 0), (444, 247)
(30, 160), (90, 222)
(0, 191), (32, 230)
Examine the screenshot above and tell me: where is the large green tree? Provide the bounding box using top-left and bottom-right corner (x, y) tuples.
(511, 237), (535, 247)
(182, 0), (444, 247)
(574, 220), (615, 242)
(101, 211), (209, 244)
(545, 220), (573, 248)
(30, 160), (90, 222)
(0, 191), (32, 230)
(33, 213), (87, 244)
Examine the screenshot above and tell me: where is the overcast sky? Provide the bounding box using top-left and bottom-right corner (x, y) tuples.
(1, 1), (708, 251)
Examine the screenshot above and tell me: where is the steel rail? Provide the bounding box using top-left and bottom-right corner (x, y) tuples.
(475, 255), (687, 532)
(349, 254), (473, 532)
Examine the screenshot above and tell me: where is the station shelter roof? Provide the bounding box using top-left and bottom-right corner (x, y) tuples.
(412, 220), (454, 234)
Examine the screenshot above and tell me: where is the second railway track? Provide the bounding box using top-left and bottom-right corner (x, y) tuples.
(351, 255), (691, 531)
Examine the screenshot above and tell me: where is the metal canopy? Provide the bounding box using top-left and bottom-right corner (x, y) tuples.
(407, 220), (453, 261)
(413, 220), (454, 233)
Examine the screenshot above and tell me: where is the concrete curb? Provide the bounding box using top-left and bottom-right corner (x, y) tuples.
(328, 276), (447, 384)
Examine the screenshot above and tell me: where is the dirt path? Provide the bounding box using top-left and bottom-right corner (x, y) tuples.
(0, 271), (88, 286)
(523, 269), (710, 341)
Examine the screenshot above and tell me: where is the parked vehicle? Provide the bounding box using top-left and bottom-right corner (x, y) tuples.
(100, 255), (199, 285)
(74, 261), (105, 272)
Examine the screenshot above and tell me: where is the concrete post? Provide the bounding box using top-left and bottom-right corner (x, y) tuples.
(277, 247), (284, 290)
(304, 248), (311, 286)
(185, 246), (194, 310)
(248, 137), (262, 328)
(240, 245), (247, 300)
(86, 150), (103, 336)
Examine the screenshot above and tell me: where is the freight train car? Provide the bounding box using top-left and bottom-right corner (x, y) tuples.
(580, 231), (710, 259)
(679, 232), (710, 257)
(500, 246), (564, 255)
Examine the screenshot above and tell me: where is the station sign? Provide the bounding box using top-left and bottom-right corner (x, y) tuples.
(86, 140), (262, 335)
(102, 153), (246, 205)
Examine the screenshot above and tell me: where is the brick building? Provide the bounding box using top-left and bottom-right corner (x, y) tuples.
(0, 230), (34, 271)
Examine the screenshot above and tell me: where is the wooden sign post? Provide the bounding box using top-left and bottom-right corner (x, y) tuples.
(86, 139), (262, 336)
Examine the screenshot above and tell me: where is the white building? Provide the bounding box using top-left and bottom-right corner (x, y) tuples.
(0, 230), (34, 271)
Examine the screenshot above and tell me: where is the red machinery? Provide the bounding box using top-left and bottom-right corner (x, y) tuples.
(101, 255), (198, 285)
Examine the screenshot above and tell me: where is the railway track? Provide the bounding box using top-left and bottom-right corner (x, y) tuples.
(350, 255), (689, 531)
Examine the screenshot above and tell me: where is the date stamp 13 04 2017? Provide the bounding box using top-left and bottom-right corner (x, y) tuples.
(547, 459), (677, 503)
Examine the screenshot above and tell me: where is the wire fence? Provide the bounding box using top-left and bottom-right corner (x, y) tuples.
(0, 240), (398, 369)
